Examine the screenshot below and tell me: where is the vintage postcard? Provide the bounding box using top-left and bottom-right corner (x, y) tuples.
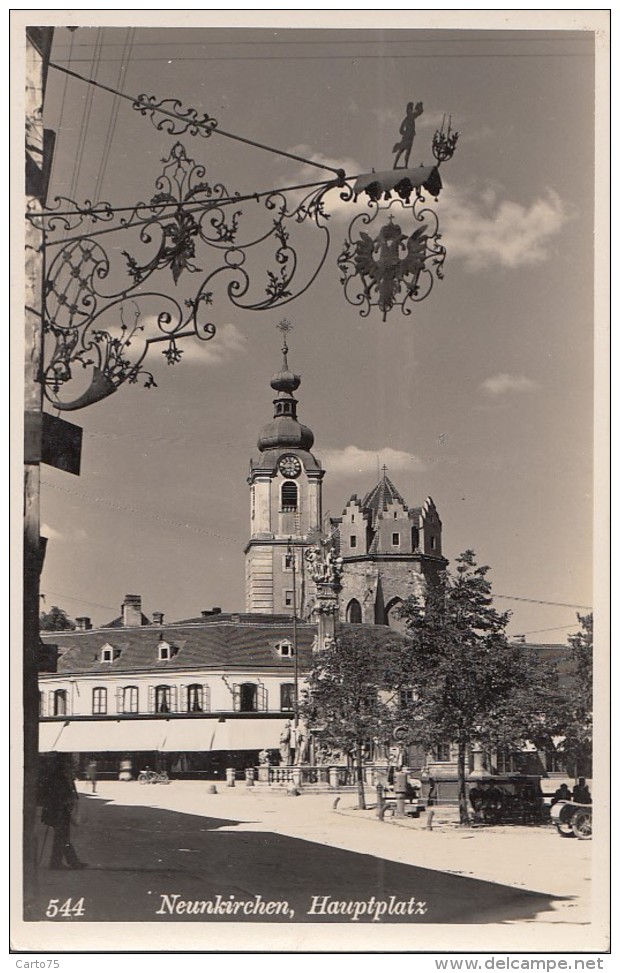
(11, 8), (610, 956)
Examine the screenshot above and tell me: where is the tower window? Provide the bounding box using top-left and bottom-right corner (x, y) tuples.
(392, 532), (400, 546)
(281, 481), (298, 511)
(350, 535), (357, 548)
(430, 536), (437, 551)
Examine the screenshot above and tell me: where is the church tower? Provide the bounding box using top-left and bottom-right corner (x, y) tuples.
(331, 468), (448, 630)
(245, 323), (324, 615)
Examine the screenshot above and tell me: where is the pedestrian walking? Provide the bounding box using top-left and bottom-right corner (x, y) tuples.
(86, 759), (98, 793)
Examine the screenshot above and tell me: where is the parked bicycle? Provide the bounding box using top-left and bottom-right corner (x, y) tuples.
(137, 768), (170, 785)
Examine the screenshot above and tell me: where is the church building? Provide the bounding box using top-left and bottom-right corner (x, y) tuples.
(38, 335), (568, 786)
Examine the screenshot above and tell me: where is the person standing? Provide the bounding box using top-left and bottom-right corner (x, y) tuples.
(572, 777), (592, 804)
(40, 754), (88, 870)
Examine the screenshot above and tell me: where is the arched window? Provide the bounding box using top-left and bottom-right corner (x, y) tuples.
(346, 599), (362, 624)
(239, 683), (257, 712)
(281, 481), (298, 511)
(155, 685), (171, 713)
(121, 686), (138, 713)
(92, 687), (107, 715)
(53, 689), (67, 716)
(386, 597), (404, 631)
(187, 684), (204, 713)
(280, 683), (295, 712)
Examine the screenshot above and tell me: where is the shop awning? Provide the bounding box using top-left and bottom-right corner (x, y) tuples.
(38, 718), (289, 754)
(39, 721), (67, 753)
(159, 720), (219, 752)
(39, 720), (169, 753)
(210, 718), (289, 752)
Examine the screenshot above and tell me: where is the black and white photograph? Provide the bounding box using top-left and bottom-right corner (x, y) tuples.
(12, 9), (610, 956)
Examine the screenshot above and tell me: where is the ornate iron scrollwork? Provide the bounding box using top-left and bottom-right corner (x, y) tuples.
(132, 94), (218, 139)
(36, 142), (339, 410)
(337, 198), (446, 321)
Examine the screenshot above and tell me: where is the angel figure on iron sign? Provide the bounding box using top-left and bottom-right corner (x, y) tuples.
(393, 101), (424, 170)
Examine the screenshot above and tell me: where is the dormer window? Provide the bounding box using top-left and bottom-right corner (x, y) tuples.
(158, 640), (172, 661)
(100, 643), (115, 663)
(276, 640), (294, 658)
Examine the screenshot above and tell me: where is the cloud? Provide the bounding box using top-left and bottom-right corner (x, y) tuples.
(149, 322), (247, 367)
(480, 373), (539, 396)
(440, 187), (571, 271)
(321, 446), (426, 478)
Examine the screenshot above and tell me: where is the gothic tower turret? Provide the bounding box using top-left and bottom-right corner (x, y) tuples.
(244, 323), (324, 615)
(330, 467), (448, 629)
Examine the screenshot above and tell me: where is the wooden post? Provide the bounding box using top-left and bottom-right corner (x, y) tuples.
(23, 25), (53, 915)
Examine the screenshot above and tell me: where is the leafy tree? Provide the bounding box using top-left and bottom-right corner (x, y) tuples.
(397, 550), (562, 824)
(556, 613), (593, 778)
(300, 628), (402, 809)
(39, 605), (76, 632)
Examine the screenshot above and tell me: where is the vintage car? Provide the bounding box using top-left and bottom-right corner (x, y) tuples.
(550, 800), (592, 839)
(468, 775), (546, 824)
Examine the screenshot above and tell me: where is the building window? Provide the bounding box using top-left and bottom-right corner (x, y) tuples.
(283, 553), (294, 571)
(394, 511), (398, 519)
(276, 640), (294, 658)
(284, 590), (294, 608)
(496, 749), (519, 774)
(351, 514), (355, 523)
(346, 599), (362, 624)
(434, 742), (451, 762)
(545, 749), (567, 774)
(240, 683), (257, 712)
(53, 689), (67, 717)
(399, 688), (417, 709)
(158, 640), (172, 662)
(411, 527), (419, 550)
(350, 535), (357, 548)
(280, 683), (295, 712)
(392, 532), (400, 546)
(281, 481), (298, 512)
(92, 687), (107, 715)
(155, 685), (172, 713)
(100, 644), (114, 663)
(187, 684), (204, 713)
(121, 686), (138, 714)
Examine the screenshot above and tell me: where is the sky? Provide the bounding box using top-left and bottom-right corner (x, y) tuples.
(33, 16), (602, 642)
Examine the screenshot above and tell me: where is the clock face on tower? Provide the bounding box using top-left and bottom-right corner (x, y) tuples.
(278, 454), (302, 478)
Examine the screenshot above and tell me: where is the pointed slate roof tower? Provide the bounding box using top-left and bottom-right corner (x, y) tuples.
(330, 466), (447, 629)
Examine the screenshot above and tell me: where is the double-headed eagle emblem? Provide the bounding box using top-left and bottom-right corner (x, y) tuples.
(352, 219), (428, 321)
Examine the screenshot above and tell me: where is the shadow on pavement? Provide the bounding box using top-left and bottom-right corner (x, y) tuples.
(27, 795), (567, 924)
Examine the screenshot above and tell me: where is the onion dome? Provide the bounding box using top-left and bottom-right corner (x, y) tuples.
(257, 337), (314, 452)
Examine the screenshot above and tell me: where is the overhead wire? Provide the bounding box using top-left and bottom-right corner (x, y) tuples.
(48, 60), (345, 176)
(68, 28), (104, 203)
(93, 27), (135, 202)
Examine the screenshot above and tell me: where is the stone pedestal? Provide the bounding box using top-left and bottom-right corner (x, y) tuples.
(225, 768), (236, 787)
(257, 766), (270, 783)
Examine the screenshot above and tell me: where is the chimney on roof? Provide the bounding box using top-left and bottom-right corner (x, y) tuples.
(122, 594), (143, 627)
(201, 607), (222, 619)
(152, 611), (164, 626)
(75, 616), (92, 631)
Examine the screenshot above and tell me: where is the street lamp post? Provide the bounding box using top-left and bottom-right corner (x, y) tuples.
(288, 537), (299, 730)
